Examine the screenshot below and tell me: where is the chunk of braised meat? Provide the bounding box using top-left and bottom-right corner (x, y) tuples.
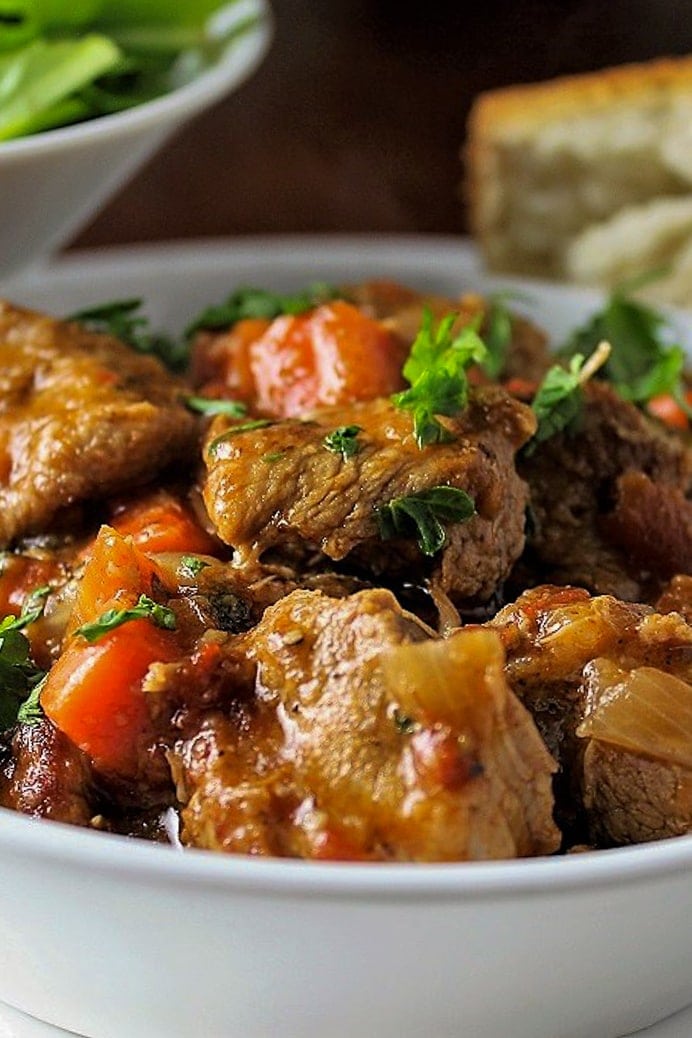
(347, 281), (551, 383)
(656, 574), (692, 622)
(0, 719), (94, 825)
(203, 388), (536, 605)
(519, 382), (692, 602)
(0, 302), (197, 546)
(165, 589), (558, 861)
(578, 658), (692, 846)
(489, 585), (692, 846)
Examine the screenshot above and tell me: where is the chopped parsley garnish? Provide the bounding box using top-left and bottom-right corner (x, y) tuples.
(0, 586), (50, 731)
(376, 486), (476, 557)
(69, 299), (187, 372)
(207, 419), (275, 457)
(185, 396), (248, 418)
(185, 283), (341, 338)
(392, 309), (487, 449)
(262, 451), (286, 464)
(323, 425), (362, 460)
(524, 343), (611, 456)
(179, 556), (210, 579)
(560, 289), (688, 410)
(74, 594), (177, 644)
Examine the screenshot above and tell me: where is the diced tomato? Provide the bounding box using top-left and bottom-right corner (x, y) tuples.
(111, 490), (218, 557)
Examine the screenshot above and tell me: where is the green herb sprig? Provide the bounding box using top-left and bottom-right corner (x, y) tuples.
(207, 419), (274, 457)
(560, 289), (688, 411)
(376, 486), (476, 557)
(392, 310), (487, 449)
(70, 299), (187, 372)
(323, 425), (362, 460)
(185, 396), (247, 418)
(185, 283), (341, 339)
(524, 342), (611, 455)
(0, 586), (50, 731)
(74, 594), (176, 644)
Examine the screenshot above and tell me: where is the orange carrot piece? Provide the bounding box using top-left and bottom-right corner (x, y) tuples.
(68, 525), (157, 636)
(41, 619), (177, 775)
(647, 392), (691, 431)
(111, 490), (217, 556)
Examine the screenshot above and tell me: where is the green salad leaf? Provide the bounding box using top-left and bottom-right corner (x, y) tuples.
(0, 0), (257, 141)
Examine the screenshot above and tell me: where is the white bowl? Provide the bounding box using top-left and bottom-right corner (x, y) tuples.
(1, 237), (691, 1038)
(0, 1), (272, 280)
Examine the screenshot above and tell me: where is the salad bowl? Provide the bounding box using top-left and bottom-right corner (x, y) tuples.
(0, 0), (271, 279)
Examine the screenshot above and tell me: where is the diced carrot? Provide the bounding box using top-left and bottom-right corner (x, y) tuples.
(249, 300), (406, 417)
(647, 392), (692, 431)
(43, 525), (180, 776)
(68, 525), (157, 635)
(194, 302), (406, 418)
(504, 377), (538, 400)
(41, 619), (178, 775)
(111, 490), (218, 556)
(193, 318), (271, 402)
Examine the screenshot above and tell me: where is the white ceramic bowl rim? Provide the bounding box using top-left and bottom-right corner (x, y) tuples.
(2, 806), (692, 901)
(0, 0), (271, 160)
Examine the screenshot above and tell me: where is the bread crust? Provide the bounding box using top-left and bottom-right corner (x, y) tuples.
(464, 55), (692, 270)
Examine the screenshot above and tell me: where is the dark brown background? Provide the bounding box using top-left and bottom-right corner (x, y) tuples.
(72, 0), (692, 250)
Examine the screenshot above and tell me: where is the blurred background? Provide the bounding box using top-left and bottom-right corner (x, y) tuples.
(71, 0), (692, 251)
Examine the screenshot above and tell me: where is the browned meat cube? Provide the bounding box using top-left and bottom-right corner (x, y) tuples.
(490, 585), (692, 846)
(0, 719), (94, 826)
(0, 302), (197, 546)
(203, 387), (535, 604)
(519, 381), (692, 602)
(170, 588), (559, 861)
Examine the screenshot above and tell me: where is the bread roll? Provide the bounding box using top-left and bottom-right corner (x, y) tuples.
(465, 57), (692, 305)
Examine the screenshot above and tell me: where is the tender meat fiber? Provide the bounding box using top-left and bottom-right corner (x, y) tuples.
(0, 719), (94, 825)
(519, 381), (692, 600)
(203, 388), (535, 604)
(169, 589), (558, 861)
(657, 574), (692, 622)
(490, 585), (692, 844)
(0, 302), (197, 546)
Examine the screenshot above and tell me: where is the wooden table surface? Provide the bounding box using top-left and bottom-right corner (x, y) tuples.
(71, 0), (692, 250)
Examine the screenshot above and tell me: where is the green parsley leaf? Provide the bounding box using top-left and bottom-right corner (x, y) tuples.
(178, 555), (210, 579)
(525, 342), (611, 455)
(481, 294), (513, 380)
(185, 396), (248, 418)
(323, 425), (362, 460)
(16, 674), (46, 724)
(74, 594), (177, 644)
(0, 586), (50, 730)
(376, 486), (476, 557)
(261, 451), (286, 464)
(207, 419), (275, 457)
(561, 290), (686, 405)
(393, 309), (487, 449)
(185, 283), (342, 339)
(69, 299), (188, 372)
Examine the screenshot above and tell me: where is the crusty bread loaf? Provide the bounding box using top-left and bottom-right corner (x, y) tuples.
(465, 57), (692, 305)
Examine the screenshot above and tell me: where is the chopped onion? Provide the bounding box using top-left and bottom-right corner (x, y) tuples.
(380, 628), (506, 735)
(577, 658), (692, 769)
